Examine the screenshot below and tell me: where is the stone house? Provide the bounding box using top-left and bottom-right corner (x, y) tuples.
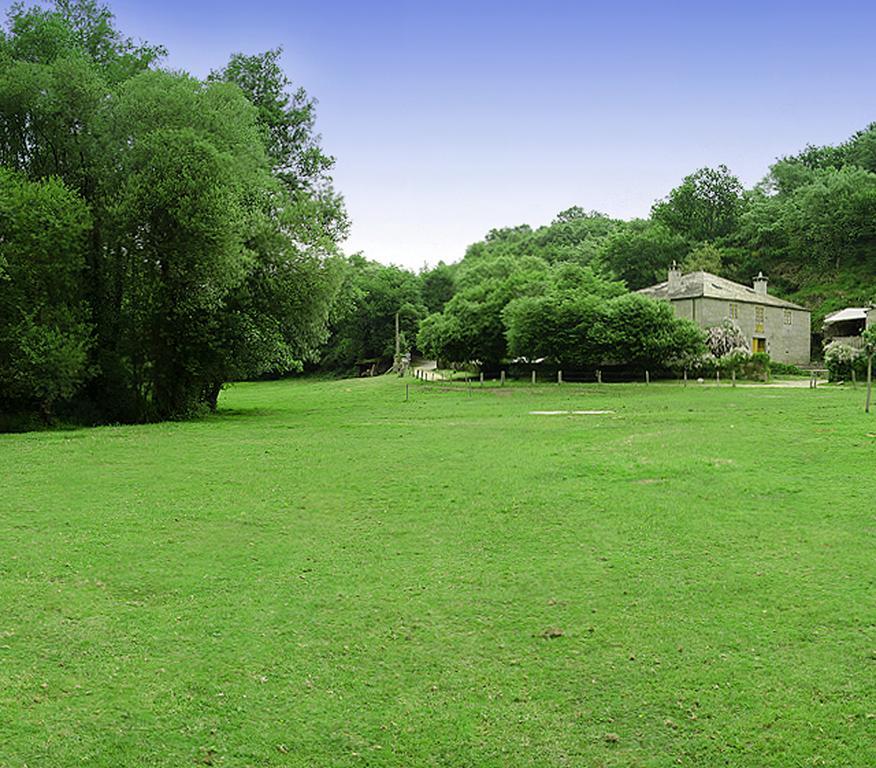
(639, 264), (811, 364)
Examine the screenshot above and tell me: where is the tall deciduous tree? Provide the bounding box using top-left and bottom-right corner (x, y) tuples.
(420, 255), (551, 367)
(600, 220), (689, 290)
(321, 256), (425, 373)
(0, 168), (92, 418)
(652, 165), (744, 243)
(605, 294), (705, 371)
(420, 262), (456, 314)
(505, 287), (704, 372)
(0, 1), (347, 422)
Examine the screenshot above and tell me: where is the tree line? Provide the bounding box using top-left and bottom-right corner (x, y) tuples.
(3, 1), (875, 425)
(410, 126), (876, 371)
(1, 1), (346, 423)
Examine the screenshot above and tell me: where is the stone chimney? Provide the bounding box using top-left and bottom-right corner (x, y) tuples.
(668, 261), (682, 293)
(753, 272), (768, 296)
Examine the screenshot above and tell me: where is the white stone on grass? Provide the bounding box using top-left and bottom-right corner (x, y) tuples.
(529, 410), (614, 416)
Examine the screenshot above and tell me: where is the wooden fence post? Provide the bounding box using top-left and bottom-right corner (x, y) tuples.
(597, 369), (602, 385)
(866, 354), (872, 413)
(531, 370), (536, 385)
(558, 370), (563, 385)
(480, 371), (484, 387)
(645, 370), (650, 385)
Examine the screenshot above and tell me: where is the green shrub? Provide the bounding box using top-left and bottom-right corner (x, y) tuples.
(694, 351), (771, 381)
(770, 361), (807, 376)
(824, 341), (866, 381)
(743, 352), (771, 380)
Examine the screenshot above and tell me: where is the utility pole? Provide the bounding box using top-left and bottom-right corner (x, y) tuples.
(394, 311), (403, 376)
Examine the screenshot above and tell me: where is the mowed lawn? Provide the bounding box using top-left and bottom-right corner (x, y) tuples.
(1, 376), (874, 767)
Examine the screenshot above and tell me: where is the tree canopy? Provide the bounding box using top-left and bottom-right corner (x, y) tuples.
(4, 2), (876, 417)
(320, 255), (426, 373)
(0, 0), (346, 421)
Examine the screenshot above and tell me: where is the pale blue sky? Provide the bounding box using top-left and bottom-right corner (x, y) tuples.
(7, 1), (876, 267)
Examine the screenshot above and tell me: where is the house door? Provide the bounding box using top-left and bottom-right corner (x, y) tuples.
(752, 338), (766, 354)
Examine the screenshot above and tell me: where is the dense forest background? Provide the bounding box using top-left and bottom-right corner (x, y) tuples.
(2, 1), (875, 426)
(353, 132), (876, 372)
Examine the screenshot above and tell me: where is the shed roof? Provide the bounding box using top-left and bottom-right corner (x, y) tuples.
(638, 271), (806, 310)
(823, 307), (870, 325)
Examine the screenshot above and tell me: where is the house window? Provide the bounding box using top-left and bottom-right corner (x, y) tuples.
(784, 309), (792, 325)
(755, 306), (765, 333)
(729, 302), (739, 320)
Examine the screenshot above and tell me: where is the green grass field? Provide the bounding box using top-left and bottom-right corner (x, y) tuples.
(1, 376), (874, 766)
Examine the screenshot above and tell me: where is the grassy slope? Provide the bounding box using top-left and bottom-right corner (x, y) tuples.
(1, 377), (874, 767)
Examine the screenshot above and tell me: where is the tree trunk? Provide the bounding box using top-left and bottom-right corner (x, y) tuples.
(206, 381), (223, 413)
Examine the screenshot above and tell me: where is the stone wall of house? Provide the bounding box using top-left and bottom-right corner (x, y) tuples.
(670, 297), (811, 364)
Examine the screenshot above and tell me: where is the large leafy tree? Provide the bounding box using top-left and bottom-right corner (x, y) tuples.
(420, 255), (551, 367)
(113, 126), (249, 418)
(420, 261), (456, 314)
(505, 294), (608, 368)
(683, 241), (725, 273)
(0, 168), (92, 418)
(504, 271), (700, 370)
(652, 165), (745, 243)
(600, 219), (689, 289)
(209, 48), (347, 247)
(0, 1), (346, 422)
(606, 294), (705, 371)
(414, 209), (628, 366)
(321, 255), (425, 372)
(780, 166), (876, 274)
(458, 210), (621, 270)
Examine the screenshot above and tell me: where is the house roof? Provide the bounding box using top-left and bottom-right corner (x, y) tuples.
(638, 271), (806, 310)
(823, 307), (870, 325)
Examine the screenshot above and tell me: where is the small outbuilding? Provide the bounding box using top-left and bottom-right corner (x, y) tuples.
(822, 307), (875, 348)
